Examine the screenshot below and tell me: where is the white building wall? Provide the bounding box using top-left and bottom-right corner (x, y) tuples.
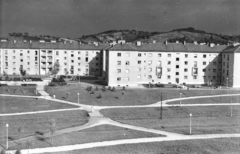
(233, 53), (240, 87)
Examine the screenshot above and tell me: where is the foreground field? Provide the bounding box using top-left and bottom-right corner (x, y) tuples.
(12, 124), (163, 149)
(0, 86), (39, 96)
(53, 138), (240, 154)
(0, 110), (89, 148)
(46, 84), (240, 106)
(101, 106), (240, 135)
(0, 96), (76, 113)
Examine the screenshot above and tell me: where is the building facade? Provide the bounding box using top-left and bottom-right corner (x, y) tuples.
(0, 39), (109, 76)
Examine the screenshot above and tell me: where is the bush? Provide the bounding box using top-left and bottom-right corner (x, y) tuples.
(15, 149), (21, 154)
(21, 84), (28, 86)
(0, 84), (8, 87)
(0, 149), (6, 154)
(48, 83), (57, 87)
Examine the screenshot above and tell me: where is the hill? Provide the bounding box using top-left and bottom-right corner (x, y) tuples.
(76, 27), (240, 45)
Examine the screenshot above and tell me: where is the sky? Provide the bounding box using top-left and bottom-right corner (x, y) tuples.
(0, 0), (240, 38)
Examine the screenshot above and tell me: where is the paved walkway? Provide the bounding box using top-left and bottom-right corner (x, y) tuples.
(1, 81), (240, 153)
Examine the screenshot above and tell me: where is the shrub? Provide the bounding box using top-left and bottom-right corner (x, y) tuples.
(15, 149), (21, 154)
(0, 149), (6, 154)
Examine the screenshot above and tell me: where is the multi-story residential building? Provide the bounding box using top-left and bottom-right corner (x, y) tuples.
(221, 46), (240, 88)
(103, 41), (229, 87)
(1, 39), (239, 88)
(0, 39), (109, 76)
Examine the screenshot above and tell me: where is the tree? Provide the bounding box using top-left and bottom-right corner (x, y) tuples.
(18, 126), (24, 139)
(49, 118), (56, 145)
(3, 71), (9, 81)
(64, 69), (69, 76)
(15, 149), (21, 154)
(51, 61), (60, 77)
(19, 66), (26, 80)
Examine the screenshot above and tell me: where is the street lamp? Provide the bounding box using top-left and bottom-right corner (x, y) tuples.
(226, 78), (228, 88)
(231, 100), (233, 117)
(180, 93), (182, 107)
(6, 123), (9, 149)
(77, 93), (79, 104)
(189, 113), (192, 135)
(160, 93), (163, 119)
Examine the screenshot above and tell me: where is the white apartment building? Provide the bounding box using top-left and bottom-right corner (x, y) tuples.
(0, 39), (109, 76)
(103, 41), (229, 87)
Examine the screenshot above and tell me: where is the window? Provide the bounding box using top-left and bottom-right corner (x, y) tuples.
(167, 75), (171, 79)
(158, 61), (161, 66)
(176, 58), (179, 61)
(125, 69), (130, 73)
(194, 54), (197, 58)
(117, 77), (121, 81)
(71, 54), (74, 57)
(78, 68), (81, 71)
(176, 65), (179, 68)
(27, 56), (30, 59)
(148, 75), (152, 79)
(194, 61), (197, 67)
(20, 59), (23, 62)
(126, 77), (129, 81)
(117, 53), (121, 57)
(185, 54), (188, 58)
(184, 76), (188, 79)
(13, 56), (16, 59)
(64, 63), (67, 66)
(184, 68), (188, 72)
(203, 62), (206, 65)
(176, 72), (179, 75)
(193, 76), (197, 79)
(71, 60), (74, 63)
(203, 69), (206, 72)
(126, 53), (130, 57)
(27, 62), (30, 65)
(117, 61), (121, 65)
(185, 61), (188, 65)
(64, 51), (67, 54)
(203, 54), (206, 58)
(158, 53), (161, 57)
(148, 61), (152, 65)
(213, 62), (217, 65)
(117, 69), (121, 73)
(168, 54), (171, 57)
(148, 68), (152, 72)
(86, 57), (88, 62)
(138, 53), (141, 57)
(20, 53), (23, 56)
(137, 75), (141, 79)
(138, 68), (141, 72)
(126, 61), (130, 65)
(213, 69), (216, 73)
(167, 68), (171, 72)
(78, 63), (80, 66)
(138, 60), (141, 64)
(64, 57), (67, 60)
(168, 61), (171, 65)
(78, 51), (81, 54)
(213, 76), (216, 80)
(78, 57), (81, 60)
(149, 53), (152, 57)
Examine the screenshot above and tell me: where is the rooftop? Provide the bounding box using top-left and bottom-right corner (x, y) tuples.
(109, 42), (227, 53)
(222, 45), (240, 53)
(0, 40), (110, 50)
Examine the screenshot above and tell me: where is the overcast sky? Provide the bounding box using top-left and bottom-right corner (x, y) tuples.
(0, 0), (239, 38)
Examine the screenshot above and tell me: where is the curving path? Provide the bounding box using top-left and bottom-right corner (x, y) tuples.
(1, 80), (240, 154)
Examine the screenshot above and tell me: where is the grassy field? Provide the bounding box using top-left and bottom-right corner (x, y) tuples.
(53, 138), (240, 154)
(0, 110), (89, 148)
(101, 106), (240, 135)
(0, 86), (39, 96)
(12, 124), (163, 149)
(168, 95), (240, 104)
(46, 84), (240, 106)
(0, 96), (77, 113)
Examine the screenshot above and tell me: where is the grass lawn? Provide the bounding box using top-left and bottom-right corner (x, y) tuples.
(0, 96), (77, 114)
(168, 95), (240, 104)
(0, 110), (89, 148)
(13, 124), (163, 150)
(53, 138), (240, 154)
(46, 84), (240, 106)
(101, 106), (240, 135)
(0, 86), (39, 96)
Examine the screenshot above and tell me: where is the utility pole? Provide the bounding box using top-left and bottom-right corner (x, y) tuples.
(160, 93), (163, 119)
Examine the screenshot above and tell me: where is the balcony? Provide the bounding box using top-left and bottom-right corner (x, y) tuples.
(47, 59), (53, 62)
(41, 65), (46, 69)
(41, 59), (46, 62)
(41, 54), (46, 57)
(192, 67), (198, 76)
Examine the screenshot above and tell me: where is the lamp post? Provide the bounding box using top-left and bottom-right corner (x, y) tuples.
(180, 93), (182, 107)
(6, 123), (9, 149)
(77, 93), (79, 104)
(231, 100), (233, 117)
(226, 77), (228, 88)
(189, 113), (192, 135)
